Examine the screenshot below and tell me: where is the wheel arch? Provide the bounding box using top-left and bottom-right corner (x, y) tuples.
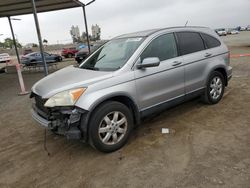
(80, 94), (141, 142)
(89, 94), (141, 126)
(205, 65), (228, 87)
(212, 67), (228, 86)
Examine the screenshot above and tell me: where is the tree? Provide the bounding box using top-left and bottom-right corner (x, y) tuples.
(81, 32), (92, 42)
(32, 43), (38, 47)
(43, 39), (48, 44)
(81, 32), (87, 41)
(2, 38), (22, 49)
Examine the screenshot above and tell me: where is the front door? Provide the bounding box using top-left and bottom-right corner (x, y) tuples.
(134, 33), (185, 112)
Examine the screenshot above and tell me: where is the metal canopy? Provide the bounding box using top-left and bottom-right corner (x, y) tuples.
(0, 0), (81, 18)
(0, 0), (89, 77)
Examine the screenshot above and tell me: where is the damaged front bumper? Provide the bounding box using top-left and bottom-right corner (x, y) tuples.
(31, 102), (88, 140)
(31, 107), (50, 128)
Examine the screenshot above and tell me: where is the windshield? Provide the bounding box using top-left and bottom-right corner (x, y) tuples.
(79, 37), (144, 71)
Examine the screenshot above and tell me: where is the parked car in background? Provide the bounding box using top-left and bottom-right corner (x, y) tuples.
(247, 26), (250, 31)
(0, 53), (10, 63)
(21, 52), (62, 66)
(75, 48), (90, 64)
(75, 43), (104, 64)
(240, 26), (246, 31)
(215, 28), (227, 36)
(227, 29), (239, 35)
(31, 26), (232, 152)
(230, 30), (239, 35)
(0, 53), (10, 72)
(61, 47), (78, 58)
(0, 53), (11, 72)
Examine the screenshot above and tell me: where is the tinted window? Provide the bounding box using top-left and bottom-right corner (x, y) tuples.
(141, 33), (177, 61)
(176, 32), (205, 55)
(200, 33), (221, 48)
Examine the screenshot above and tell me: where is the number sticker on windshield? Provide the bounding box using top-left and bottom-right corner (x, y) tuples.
(126, 38), (142, 42)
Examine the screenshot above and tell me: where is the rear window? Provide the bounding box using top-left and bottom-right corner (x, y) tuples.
(176, 32), (205, 55)
(200, 33), (221, 49)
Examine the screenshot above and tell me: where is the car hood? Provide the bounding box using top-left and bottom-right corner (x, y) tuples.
(32, 65), (113, 98)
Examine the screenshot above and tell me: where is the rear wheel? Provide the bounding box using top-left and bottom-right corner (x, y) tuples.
(88, 101), (133, 153)
(56, 57), (62, 62)
(28, 60), (37, 66)
(203, 71), (225, 104)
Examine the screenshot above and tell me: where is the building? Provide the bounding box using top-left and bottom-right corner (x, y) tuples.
(70, 25), (80, 43)
(91, 24), (101, 40)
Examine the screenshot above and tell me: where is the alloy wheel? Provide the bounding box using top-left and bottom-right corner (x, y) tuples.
(209, 76), (223, 100)
(98, 111), (128, 145)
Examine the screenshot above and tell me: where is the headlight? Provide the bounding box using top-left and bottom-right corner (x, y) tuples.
(44, 88), (86, 107)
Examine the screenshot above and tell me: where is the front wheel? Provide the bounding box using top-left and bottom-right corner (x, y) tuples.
(76, 59), (82, 64)
(88, 101), (133, 153)
(203, 71), (225, 104)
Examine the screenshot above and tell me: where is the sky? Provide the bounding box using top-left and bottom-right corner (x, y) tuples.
(0, 0), (249, 45)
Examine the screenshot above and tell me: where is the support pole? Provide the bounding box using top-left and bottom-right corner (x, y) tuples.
(31, 0), (48, 76)
(8, 17), (29, 95)
(8, 17), (21, 65)
(82, 5), (91, 53)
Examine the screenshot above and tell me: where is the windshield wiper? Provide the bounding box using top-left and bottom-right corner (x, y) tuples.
(96, 54), (106, 63)
(79, 54), (106, 71)
(83, 67), (99, 71)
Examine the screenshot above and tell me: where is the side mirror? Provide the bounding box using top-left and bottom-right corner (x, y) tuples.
(136, 57), (160, 69)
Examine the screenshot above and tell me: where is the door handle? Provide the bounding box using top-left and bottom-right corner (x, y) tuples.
(172, 61), (182, 66)
(204, 53), (212, 57)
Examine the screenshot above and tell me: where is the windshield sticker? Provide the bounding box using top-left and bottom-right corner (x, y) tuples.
(126, 38), (142, 42)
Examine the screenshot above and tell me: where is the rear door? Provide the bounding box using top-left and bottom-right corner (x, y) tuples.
(135, 33), (185, 111)
(175, 32), (207, 95)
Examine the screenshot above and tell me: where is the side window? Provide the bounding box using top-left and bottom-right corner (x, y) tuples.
(141, 33), (177, 62)
(176, 32), (205, 55)
(200, 33), (221, 49)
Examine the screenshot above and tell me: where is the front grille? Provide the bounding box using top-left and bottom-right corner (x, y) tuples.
(34, 94), (49, 115)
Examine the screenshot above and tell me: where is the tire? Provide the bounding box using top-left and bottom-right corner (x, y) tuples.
(203, 71), (225, 104)
(88, 101), (134, 153)
(56, 57), (62, 62)
(77, 60), (82, 64)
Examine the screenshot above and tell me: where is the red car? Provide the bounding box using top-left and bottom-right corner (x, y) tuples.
(61, 47), (78, 58)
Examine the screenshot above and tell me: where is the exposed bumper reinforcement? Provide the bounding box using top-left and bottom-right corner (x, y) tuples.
(31, 108), (51, 128)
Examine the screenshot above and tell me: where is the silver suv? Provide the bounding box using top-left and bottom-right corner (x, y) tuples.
(31, 27), (232, 152)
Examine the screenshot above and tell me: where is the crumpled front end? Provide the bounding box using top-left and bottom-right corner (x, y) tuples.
(30, 92), (88, 140)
